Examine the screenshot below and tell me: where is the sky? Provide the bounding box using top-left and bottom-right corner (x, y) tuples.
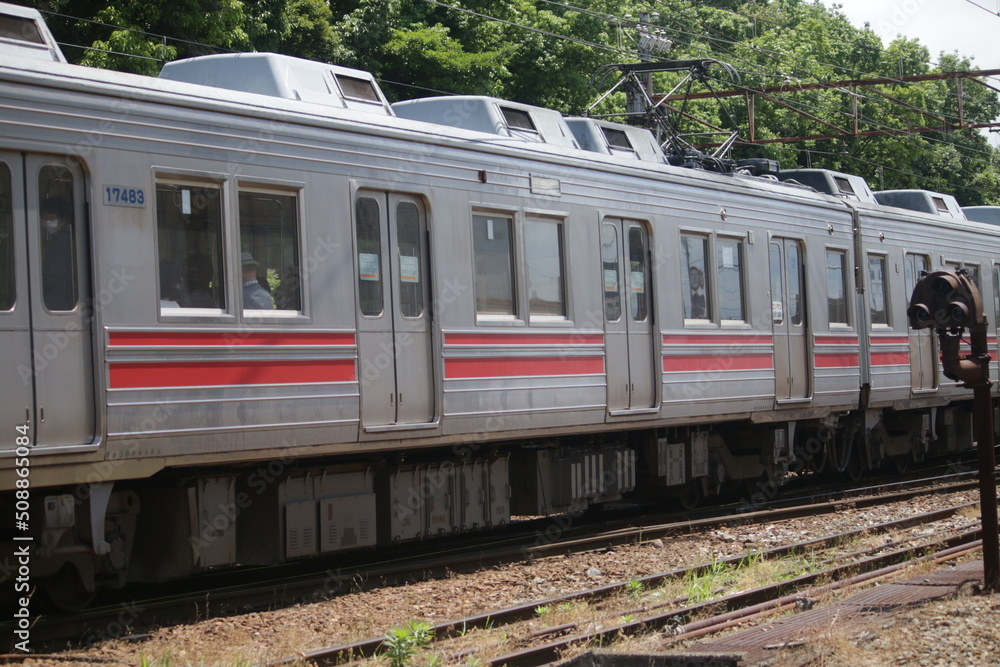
(821, 0), (1000, 144)
(823, 0), (999, 67)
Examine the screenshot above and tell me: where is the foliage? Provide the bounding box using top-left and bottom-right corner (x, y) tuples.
(382, 619), (434, 667)
(18, 0), (1000, 202)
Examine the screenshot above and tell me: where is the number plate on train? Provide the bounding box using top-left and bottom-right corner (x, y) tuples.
(103, 185), (146, 208)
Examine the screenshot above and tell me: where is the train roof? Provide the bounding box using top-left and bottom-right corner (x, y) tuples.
(563, 117), (667, 163)
(962, 206), (1000, 225)
(0, 3), (66, 63)
(391, 95), (580, 149)
(158, 52), (394, 115)
(775, 168), (877, 204)
(874, 189), (966, 219)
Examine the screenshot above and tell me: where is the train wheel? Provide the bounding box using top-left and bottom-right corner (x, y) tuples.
(891, 453), (911, 474)
(676, 481), (702, 510)
(806, 442), (828, 475)
(845, 446), (865, 483)
(41, 564), (95, 612)
(826, 432), (853, 475)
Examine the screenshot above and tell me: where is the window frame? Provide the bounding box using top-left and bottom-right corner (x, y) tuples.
(716, 235), (747, 324)
(153, 172), (235, 323)
(826, 247), (851, 327)
(237, 181), (307, 320)
(867, 253), (891, 328)
(524, 215), (569, 322)
(472, 207), (521, 324)
(679, 230), (751, 327)
(680, 232), (712, 324)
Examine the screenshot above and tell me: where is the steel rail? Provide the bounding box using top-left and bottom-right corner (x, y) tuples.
(279, 497), (987, 666)
(11, 466), (988, 653)
(485, 529), (984, 667)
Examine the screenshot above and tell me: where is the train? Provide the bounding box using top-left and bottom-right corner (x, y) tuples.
(1, 2), (997, 610)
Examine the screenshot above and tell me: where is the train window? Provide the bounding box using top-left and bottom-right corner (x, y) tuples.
(966, 264), (981, 291)
(0, 162), (12, 311)
(868, 255), (889, 326)
(833, 176), (857, 199)
(994, 265), (1000, 327)
(769, 243), (783, 324)
(356, 197), (383, 317)
(932, 196), (949, 213)
(787, 243), (804, 326)
(500, 107), (536, 133)
(827, 250), (850, 326)
(903, 253), (930, 322)
(39, 165), (78, 312)
(473, 214), (516, 317)
(0, 15), (44, 44)
(681, 235), (710, 320)
(155, 183), (225, 313)
(335, 74), (380, 103)
(945, 261), (981, 290)
(717, 238), (745, 322)
(396, 201), (423, 318)
(601, 224), (621, 323)
(629, 228), (650, 322)
(239, 191), (301, 312)
(525, 219), (566, 319)
(602, 128), (633, 151)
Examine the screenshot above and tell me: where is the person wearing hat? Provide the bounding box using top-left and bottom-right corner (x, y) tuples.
(241, 251), (274, 310)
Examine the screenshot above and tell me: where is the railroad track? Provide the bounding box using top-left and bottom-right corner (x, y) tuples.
(5, 465), (988, 654)
(271, 499), (986, 665)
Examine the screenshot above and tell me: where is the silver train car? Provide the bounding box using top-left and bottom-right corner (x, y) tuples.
(1, 4), (997, 607)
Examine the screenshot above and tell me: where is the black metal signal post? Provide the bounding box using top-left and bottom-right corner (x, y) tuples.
(908, 269), (1000, 591)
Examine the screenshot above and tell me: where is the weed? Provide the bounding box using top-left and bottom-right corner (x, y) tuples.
(625, 579), (645, 601)
(383, 619), (434, 667)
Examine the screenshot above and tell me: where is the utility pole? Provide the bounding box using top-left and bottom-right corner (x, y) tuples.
(624, 11), (672, 118)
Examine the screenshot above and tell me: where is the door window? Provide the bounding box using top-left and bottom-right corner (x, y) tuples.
(356, 197), (383, 317)
(601, 224), (621, 323)
(39, 165), (78, 311)
(396, 201), (423, 318)
(628, 227), (649, 322)
(0, 162), (12, 311)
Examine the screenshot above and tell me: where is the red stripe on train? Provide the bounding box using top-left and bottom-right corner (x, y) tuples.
(815, 352), (860, 368)
(109, 331), (356, 347)
(444, 333), (604, 346)
(444, 356), (604, 379)
(871, 351), (910, 366)
(664, 353), (773, 372)
(109, 359), (357, 388)
(814, 335), (859, 345)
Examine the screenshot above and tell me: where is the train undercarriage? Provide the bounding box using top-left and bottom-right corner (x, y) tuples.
(3, 400), (984, 611)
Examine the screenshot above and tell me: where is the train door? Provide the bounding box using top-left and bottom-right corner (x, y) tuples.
(769, 238), (810, 401)
(601, 219), (656, 412)
(904, 253), (937, 392)
(0, 153), (95, 449)
(354, 191), (435, 428)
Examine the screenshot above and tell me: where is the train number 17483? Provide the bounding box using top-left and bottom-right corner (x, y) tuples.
(103, 185), (146, 208)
